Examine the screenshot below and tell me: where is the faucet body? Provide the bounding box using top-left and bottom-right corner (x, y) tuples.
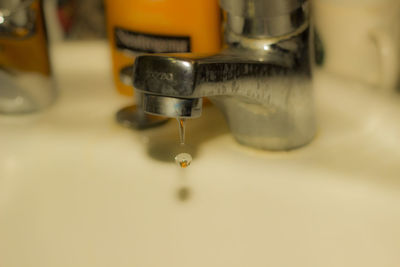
(132, 0), (315, 150)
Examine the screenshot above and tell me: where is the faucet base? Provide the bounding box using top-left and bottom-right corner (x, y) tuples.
(211, 93), (315, 151)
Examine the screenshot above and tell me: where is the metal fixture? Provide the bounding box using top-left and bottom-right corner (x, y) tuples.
(115, 65), (169, 130)
(131, 0), (315, 150)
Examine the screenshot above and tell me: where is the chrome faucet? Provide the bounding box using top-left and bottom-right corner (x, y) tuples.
(132, 0), (315, 150)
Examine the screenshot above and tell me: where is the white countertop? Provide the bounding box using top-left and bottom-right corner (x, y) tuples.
(0, 41), (400, 267)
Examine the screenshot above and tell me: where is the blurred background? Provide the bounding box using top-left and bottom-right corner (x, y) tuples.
(45, 0), (106, 41)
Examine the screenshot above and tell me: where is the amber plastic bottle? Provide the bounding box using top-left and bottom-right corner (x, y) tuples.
(0, 0), (55, 114)
(105, 0), (222, 95)
(0, 0), (50, 75)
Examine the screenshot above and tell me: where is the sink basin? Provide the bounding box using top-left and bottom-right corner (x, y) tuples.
(0, 41), (400, 267)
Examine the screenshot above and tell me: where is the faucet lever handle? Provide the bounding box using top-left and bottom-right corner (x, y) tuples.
(220, 0), (305, 18)
(220, 0), (308, 38)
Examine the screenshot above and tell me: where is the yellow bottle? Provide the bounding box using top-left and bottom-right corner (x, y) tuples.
(105, 0), (222, 96)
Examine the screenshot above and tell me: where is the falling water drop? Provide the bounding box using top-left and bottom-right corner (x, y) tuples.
(177, 118), (186, 145)
(175, 153), (192, 168)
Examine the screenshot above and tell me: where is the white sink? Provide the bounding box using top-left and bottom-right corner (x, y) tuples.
(1, 41), (400, 267)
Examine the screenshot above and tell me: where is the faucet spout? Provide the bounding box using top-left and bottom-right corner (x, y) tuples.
(142, 94), (202, 118)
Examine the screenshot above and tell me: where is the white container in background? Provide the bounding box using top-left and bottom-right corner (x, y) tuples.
(312, 0), (400, 91)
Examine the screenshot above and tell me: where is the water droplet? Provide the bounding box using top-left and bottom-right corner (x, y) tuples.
(175, 153), (192, 168)
(177, 118), (186, 145)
